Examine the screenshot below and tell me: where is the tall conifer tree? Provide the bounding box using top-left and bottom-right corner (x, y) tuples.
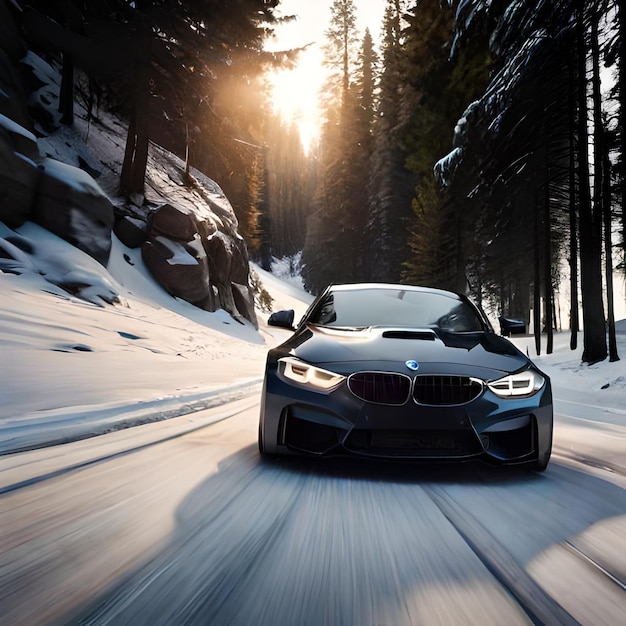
(301, 0), (366, 292)
(364, 0), (415, 282)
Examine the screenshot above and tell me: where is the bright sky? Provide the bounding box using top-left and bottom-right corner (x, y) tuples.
(265, 0), (387, 151)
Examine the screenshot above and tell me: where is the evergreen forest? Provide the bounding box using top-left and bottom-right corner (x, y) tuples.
(7, 0), (626, 365)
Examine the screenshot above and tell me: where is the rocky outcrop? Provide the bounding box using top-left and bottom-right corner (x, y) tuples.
(0, 113), (114, 264)
(141, 201), (258, 327)
(0, 38), (258, 327)
(34, 157), (114, 265)
(0, 0), (30, 128)
(113, 214), (151, 249)
(0, 113), (41, 228)
(0, 115), (114, 265)
(142, 204), (212, 307)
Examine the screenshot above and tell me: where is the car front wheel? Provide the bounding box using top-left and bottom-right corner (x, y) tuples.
(258, 422), (265, 455)
(529, 450), (550, 472)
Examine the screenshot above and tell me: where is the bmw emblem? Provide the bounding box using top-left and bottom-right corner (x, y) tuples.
(405, 360), (420, 371)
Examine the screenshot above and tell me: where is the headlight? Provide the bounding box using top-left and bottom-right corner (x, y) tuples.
(488, 370), (545, 398)
(278, 357), (345, 392)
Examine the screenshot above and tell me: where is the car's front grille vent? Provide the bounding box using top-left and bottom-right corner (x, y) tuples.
(348, 372), (411, 405)
(382, 330), (435, 341)
(413, 376), (483, 406)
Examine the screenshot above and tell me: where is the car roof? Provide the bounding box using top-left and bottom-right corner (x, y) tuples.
(327, 283), (462, 299)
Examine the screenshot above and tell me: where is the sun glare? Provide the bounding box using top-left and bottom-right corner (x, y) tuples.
(267, 53), (324, 153)
(265, 0), (386, 154)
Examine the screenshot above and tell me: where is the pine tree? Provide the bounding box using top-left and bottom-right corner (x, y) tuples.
(401, 0), (469, 291)
(19, 0), (284, 202)
(119, 1), (282, 197)
(264, 114), (311, 260)
(301, 0), (368, 292)
(435, 0), (593, 357)
(365, 0), (415, 282)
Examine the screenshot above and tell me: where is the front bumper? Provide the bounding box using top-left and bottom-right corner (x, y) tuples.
(260, 367), (553, 465)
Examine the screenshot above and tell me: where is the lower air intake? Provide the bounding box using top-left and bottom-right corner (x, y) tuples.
(344, 428), (483, 457)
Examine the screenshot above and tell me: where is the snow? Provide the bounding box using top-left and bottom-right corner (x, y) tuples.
(154, 235), (202, 266)
(1, 216), (624, 457)
(270, 252), (307, 293)
(0, 112), (38, 144)
(0, 220), (274, 453)
(1, 221), (119, 303)
(39, 157), (107, 194)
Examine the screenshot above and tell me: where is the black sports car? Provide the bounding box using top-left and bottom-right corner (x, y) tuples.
(259, 284), (552, 471)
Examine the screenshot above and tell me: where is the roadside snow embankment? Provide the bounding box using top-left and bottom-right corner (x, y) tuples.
(0, 222), (275, 454)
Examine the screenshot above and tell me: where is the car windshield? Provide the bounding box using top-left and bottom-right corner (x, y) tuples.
(307, 288), (485, 332)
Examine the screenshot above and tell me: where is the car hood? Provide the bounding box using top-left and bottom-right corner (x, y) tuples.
(284, 325), (529, 378)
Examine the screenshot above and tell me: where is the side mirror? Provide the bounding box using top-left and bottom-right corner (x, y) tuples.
(499, 316), (526, 337)
(268, 309), (295, 330)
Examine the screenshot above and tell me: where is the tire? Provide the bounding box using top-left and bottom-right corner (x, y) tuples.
(529, 451), (550, 472)
(258, 422), (265, 455)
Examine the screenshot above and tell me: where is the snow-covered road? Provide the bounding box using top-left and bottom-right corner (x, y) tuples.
(0, 398), (624, 625)
(1, 225), (625, 624)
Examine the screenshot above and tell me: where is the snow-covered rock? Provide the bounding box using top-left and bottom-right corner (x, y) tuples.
(142, 232), (211, 306)
(33, 156), (114, 265)
(0, 112), (41, 227)
(0, 109), (114, 264)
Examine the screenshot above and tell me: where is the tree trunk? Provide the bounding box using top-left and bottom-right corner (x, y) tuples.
(57, 4), (83, 127)
(568, 35), (579, 350)
(184, 121), (192, 185)
(603, 126), (619, 361)
(120, 26), (151, 197)
(121, 107), (137, 194)
(578, 4), (607, 364)
(259, 147), (273, 271)
(59, 53), (74, 126)
(534, 189), (542, 356)
(616, 2), (626, 273)
(544, 151), (553, 354)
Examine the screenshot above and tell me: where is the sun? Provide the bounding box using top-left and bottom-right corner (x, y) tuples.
(264, 0), (386, 153)
(266, 49), (325, 154)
